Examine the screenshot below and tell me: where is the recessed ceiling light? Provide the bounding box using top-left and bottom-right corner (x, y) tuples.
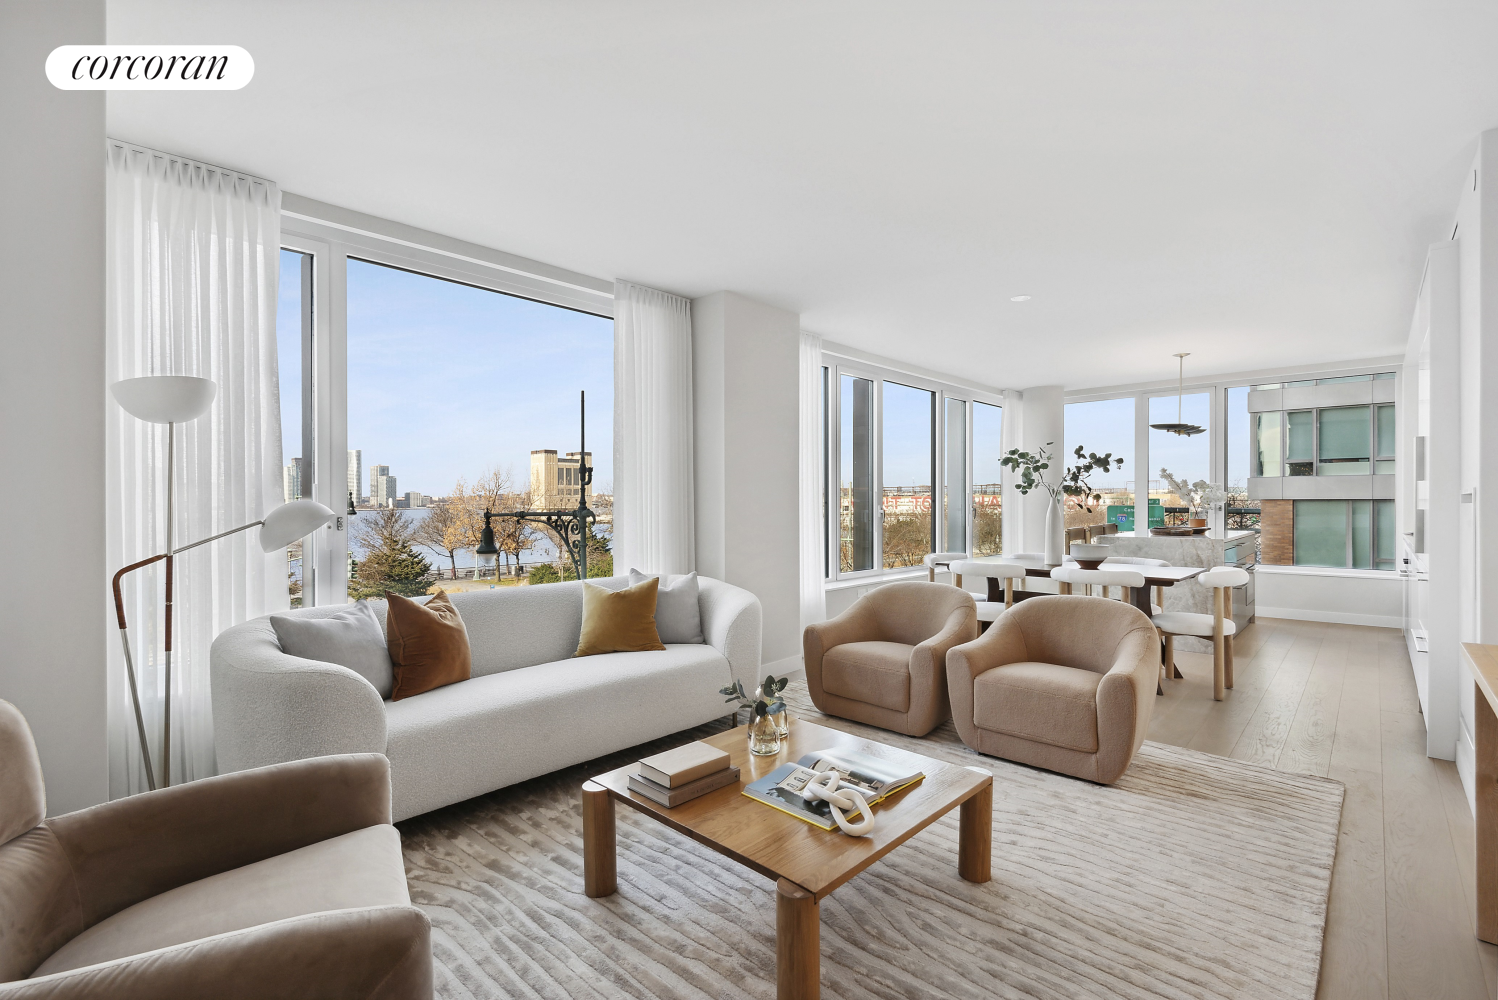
(1010, 295), (1031, 302)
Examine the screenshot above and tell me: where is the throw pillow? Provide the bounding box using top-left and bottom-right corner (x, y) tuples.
(576, 577), (667, 657)
(628, 569), (704, 644)
(386, 589), (472, 701)
(271, 603), (394, 698)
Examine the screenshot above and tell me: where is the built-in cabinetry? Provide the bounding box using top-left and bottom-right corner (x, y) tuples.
(1402, 240), (1461, 762)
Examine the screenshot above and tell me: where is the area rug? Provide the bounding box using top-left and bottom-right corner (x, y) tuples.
(400, 686), (1344, 999)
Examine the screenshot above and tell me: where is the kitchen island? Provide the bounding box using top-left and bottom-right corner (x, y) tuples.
(1101, 529), (1257, 651)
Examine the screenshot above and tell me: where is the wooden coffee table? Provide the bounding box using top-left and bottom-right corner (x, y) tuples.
(582, 718), (992, 1000)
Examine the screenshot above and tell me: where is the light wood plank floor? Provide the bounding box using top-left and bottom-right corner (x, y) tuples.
(1145, 617), (1497, 1000)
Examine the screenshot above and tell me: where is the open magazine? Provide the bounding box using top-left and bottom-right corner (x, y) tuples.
(742, 749), (924, 831)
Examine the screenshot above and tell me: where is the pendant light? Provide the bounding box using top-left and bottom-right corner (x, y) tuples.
(1149, 353), (1206, 436)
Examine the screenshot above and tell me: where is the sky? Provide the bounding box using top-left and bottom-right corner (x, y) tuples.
(277, 251), (614, 500)
(1063, 389), (1255, 494)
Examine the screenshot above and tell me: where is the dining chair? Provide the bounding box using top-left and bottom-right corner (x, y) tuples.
(1151, 565), (1250, 700)
(951, 559), (1027, 626)
(1050, 566), (1146, 603)
(923, 551), (970, 582)
(1098, 556), (1169, 613)
(996, 553), (1045, 593)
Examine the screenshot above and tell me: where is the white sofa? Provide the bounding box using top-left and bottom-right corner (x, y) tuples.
(210, 575), (761, 821)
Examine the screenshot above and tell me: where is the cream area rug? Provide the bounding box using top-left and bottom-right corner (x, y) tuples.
(400, 686), (1344, 1000)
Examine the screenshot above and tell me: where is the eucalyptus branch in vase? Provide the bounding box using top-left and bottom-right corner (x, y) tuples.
(721, 675), (791, 752)
(1000, 443), (1063, 503)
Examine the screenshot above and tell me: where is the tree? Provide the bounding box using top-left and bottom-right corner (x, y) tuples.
(558, 524), (614, 579)
(881, 513), (932, 567)
(527, 563), (561, 586)
(464, 466), (536, 579)
(350, 506), (432, 599)
(414, 484), (475, 580)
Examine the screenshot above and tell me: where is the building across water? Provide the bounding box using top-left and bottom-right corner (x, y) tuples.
(530, 450), (591, 508)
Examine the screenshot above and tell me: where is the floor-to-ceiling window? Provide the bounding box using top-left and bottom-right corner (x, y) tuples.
(276, 249), (311, 606)
(839, 374), (876, 573)
(279, 213), (616, 605)
(825, 357), (1003, 578)
(971, 401), (1004, 556)
(1063, 397), (1135, 530)
(943, 397), (967, 555)
(1149, 391), (1212, 526)
(342, 259), (612, 598)
(1225, 385), (1259, 533)
(881, 382), (935, 568)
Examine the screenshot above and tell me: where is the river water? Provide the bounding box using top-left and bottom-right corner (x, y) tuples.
(347, 506), (611, 573)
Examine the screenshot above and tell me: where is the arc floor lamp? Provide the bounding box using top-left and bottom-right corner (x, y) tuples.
(111, 375), (336, 790)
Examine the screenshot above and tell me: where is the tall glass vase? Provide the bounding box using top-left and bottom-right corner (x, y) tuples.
(1044, 495), (1065, 564)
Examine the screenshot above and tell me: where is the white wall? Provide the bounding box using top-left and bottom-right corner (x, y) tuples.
(692, 292), (801, 671)
(1255, 567), (1403, 629)
(0, 1), (109, 814)
(1018, 385), (1064, 554)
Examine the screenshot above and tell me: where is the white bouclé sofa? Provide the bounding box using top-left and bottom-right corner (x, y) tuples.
(210, 575), (761, 821)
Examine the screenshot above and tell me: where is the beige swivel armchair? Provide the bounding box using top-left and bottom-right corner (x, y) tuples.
(946, 595), (1158, 785)
(0, 700), (431, 999)
(803, 581), (977, 736)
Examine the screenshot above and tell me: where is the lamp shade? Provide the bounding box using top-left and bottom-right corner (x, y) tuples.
(260, 499), (337, 551)
(111, 376), (217, 424)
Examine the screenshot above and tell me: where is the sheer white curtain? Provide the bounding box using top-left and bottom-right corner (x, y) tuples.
(613, 280), (695, 575)
(105, 140), (283, 796)
(799, 333), (827, 628)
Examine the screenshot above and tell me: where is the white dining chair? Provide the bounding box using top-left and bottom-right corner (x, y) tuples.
(950, 559), (1027, 624)
(1099, 556), (1169, 613)
(923, 551), (970, 582)
(1050, 566), (1147, 603)
(1151, 565), (1250, 700)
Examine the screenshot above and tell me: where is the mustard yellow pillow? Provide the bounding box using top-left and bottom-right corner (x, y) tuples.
(576, 578), (667, 656)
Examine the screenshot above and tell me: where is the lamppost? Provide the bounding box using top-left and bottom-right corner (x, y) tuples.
(475, 391), (596, 582)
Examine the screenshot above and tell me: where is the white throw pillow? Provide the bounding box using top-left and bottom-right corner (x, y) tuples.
(628, 569), (704, 644)
(271, 602), (394, 699)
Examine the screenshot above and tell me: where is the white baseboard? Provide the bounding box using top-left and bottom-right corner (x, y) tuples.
(760, 654), (804, 682)
(1255, 606), (1403, 629)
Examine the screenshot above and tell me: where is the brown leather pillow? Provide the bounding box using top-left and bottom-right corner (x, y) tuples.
(386, 589), (471, 700)
(575, 577), (667, 657)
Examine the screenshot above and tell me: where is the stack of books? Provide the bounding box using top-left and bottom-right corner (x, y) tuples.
(628, 741), (739, 807)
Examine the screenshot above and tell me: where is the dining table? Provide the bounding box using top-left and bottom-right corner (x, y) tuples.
(962, 555), (1205, 693)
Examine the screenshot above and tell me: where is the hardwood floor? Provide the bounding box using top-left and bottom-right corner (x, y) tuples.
(1144, 617), (1497, 1000)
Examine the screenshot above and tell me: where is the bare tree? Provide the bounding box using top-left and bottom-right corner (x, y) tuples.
(414, 482), (475, 580)
(463, 466), (537, 578)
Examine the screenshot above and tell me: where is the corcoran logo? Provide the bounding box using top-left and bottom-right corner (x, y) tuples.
(46, 46), (254, 90)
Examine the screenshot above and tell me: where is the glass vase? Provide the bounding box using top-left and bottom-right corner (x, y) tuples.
(748, 711), (782, 755)
(774, 705), (791, 738)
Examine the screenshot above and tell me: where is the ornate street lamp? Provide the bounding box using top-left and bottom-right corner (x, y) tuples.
(476, 391), (596, 581)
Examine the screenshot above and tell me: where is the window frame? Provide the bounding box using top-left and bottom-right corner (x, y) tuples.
(823, 352), (1004, 583)
(281, 203), (614, 605)
(1066, 361), (1402, 537)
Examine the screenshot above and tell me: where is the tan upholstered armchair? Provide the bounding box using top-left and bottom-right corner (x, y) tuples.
(803, 581), (977, 736)
(0, 700), (431, 999)
(945, 595), (1157, 785)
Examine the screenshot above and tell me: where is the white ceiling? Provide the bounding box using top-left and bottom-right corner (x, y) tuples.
(108, 1), (1498, 390)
